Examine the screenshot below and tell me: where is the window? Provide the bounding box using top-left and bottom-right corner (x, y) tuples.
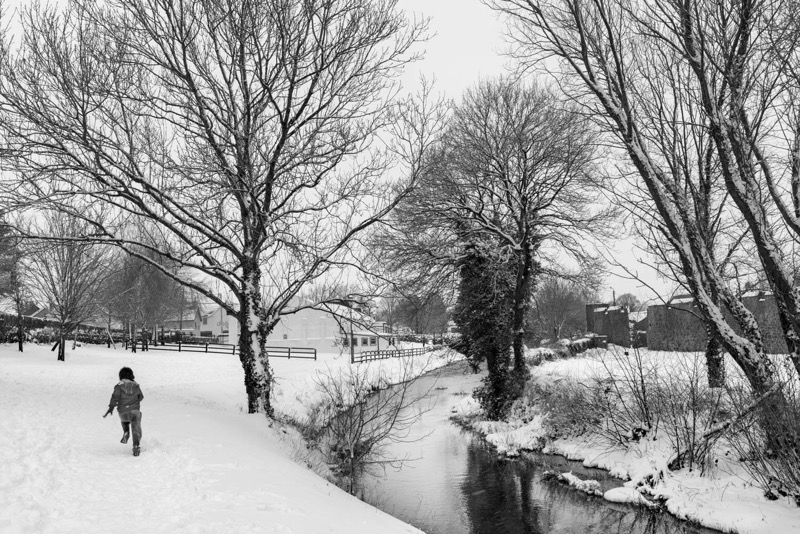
(370, 337), (377, 346)
(283, 334), (288, 340)
(361, 337), (368, 346)
(343, 336), (349, 347)
(202, 317), (208, 325)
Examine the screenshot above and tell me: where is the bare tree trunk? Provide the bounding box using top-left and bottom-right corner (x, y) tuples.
(16, 311), (23, 353)
(238, 256), (273, 415)
(57, 331), (65, 361)
(705, 332), (725, 388)
(512, 241), (535, 375)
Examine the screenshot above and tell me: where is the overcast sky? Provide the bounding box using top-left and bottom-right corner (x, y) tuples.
(396, 0), (675, 304)
(397, 0), (509, 96)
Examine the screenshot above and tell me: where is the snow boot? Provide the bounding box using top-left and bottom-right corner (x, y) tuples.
(121, 431), (130, 444)
(133, 445), (140, 457)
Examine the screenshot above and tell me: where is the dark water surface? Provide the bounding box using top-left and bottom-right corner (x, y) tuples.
(360, 362), (720, 534)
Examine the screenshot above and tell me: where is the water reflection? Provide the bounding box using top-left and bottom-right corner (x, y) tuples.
(359, 363), (719, 534)
(460, 438), (714, 534)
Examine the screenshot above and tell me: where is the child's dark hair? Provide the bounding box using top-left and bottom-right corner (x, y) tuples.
(119, 367), (135, 381)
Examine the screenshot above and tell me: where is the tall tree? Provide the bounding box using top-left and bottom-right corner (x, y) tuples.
(452, 246), (517, 419)
(27, 212), (112, 361)
(489, 0), (800, 441)
(105, 247), (184, 344)
(0, 0), (432, 414)
(530, 277), (588, 340)
(401, 79), (613, 375)
(394, 292), (450, 335)
(615, 293), (642, 313)
(0, 225), (30, 351)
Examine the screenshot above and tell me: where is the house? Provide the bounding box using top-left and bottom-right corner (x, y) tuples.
(201, 306), (232, 342)
(264, 305), (398, 354)
(215, 304), (404, 354)
(162, 308), (202, 337)
(585, 303), (631, 347)
(202, 301), (417, 354)
(22, 304), (56, 322)
(82, 308), (124, 331)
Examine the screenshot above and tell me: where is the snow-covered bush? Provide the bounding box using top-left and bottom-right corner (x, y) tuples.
(524, 347), (558, 366)
(569, 337), (592, 354)
(300, 359), (434, 496)
(529, 338), (593, 365)
(473, 365), (528, 421)
(525, 348), (726, 472)
(522, 376), (604, 440)
(725, 366), (800, 504)
(654, 353), (726, 472)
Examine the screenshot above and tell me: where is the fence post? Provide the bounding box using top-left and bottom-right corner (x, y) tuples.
(178, 341), (181, 352)
(232, 344), (236, 355)
(288, 347), (291, 359)
(314, 349), (317, 361)
(205, 342), (208, 353)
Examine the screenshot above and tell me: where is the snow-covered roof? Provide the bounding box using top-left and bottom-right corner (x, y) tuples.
(741, 290), (772, 299)
(629, 311), (647, 322)
(165, 310), (199, 323)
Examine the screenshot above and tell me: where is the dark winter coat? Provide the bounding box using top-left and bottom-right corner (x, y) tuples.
(109, 379), (144, 414)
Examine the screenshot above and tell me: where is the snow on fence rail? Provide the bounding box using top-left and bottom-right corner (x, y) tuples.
(352, 346), (433, 364)
(126, 340), (317, 360)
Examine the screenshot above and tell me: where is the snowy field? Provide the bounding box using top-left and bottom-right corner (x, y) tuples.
(0, 343), (456, 534)
(453, 347), (800, 534)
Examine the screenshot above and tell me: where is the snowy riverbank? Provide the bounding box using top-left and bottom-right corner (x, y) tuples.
(451, 347), (800, 534)
(0, 343), (457, 533)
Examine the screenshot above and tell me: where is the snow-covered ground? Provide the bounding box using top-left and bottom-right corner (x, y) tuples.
(0, 343), (456, 534)
(453, 347), (800, 534)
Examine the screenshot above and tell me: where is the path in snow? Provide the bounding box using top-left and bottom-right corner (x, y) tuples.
(0, 345), (424, 534)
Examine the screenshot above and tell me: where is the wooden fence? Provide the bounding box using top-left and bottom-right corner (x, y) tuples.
(127, 340), (316, 360)
(351, 346), (433, 364)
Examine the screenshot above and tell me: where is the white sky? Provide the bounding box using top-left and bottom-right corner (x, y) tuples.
(396, 0), (675, 304)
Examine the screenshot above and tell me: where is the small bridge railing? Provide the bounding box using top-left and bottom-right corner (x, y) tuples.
(352, 346), (433, 364)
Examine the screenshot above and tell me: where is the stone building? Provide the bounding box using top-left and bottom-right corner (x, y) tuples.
(585, 303), (631, 347)
(647, 292), (787, 353)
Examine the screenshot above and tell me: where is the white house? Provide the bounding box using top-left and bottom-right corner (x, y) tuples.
(162, 309), (202, 337)
(220, 305), (402, 354)
(267, 306), (400, 354)
(201, 306), (231, 341)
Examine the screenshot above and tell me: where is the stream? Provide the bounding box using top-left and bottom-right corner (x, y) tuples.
(359, 361), (721, 534)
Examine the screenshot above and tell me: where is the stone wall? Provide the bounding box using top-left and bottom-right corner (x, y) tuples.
(647, 294), (788, 354)
(585, 304), (631, 347)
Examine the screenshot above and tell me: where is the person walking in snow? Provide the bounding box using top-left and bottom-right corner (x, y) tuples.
(103, 366), (145, 456)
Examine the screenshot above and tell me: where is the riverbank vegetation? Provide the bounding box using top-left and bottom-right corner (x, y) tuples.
(453, 346), (800, 533)
(297, 355), (440, 496)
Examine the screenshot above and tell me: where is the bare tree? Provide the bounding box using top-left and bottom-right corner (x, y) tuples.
(393, 292), (450, 335)
(306, 358), (435, 496)
(0, 0), (434, 414)
(615, 293), (642, 313)
(488, 0), (800, 443)
(531, 276), (589, 340)
(7, 240), (32, 353)
(392, 79), (614, 375)
(105, 242), (184, 345)
(0, 226), (31, 351)
(27, 212), (113, 361)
